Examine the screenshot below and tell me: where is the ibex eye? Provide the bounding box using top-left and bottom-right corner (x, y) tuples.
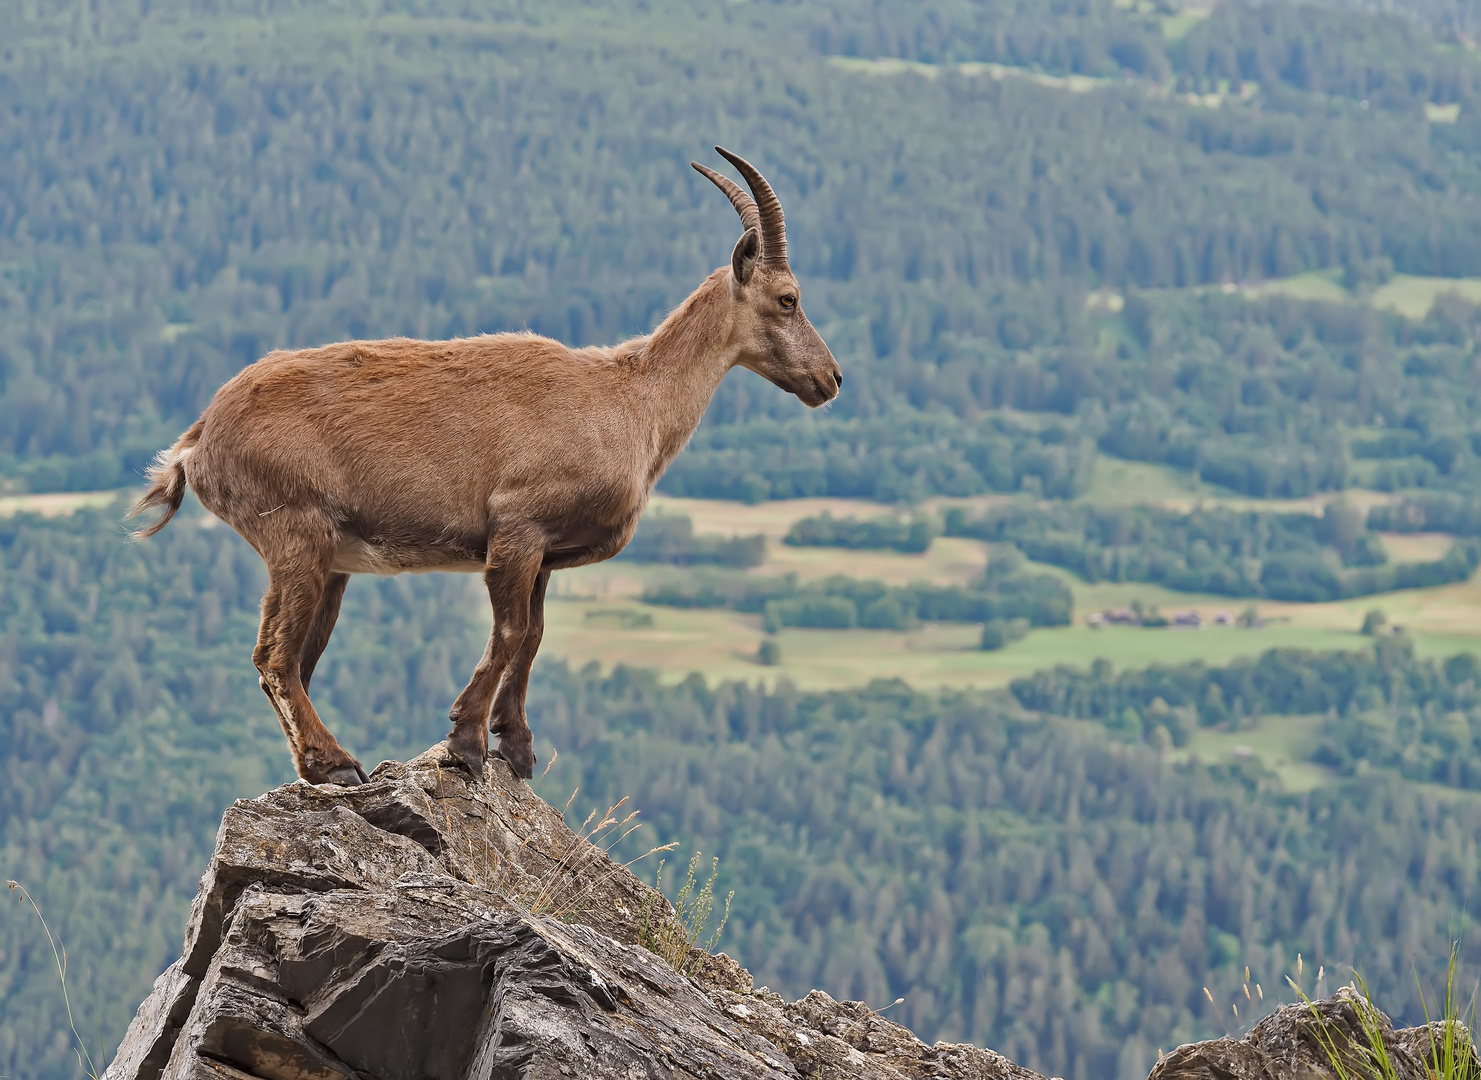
(780, 295), (797, 310)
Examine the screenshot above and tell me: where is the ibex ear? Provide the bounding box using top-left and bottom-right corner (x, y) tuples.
(731, 227), (760, 286)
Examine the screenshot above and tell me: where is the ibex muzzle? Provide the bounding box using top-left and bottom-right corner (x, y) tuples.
(128, 149), (840, 784)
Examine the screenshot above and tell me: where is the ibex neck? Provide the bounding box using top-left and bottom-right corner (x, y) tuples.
(623, 269), (738, 477)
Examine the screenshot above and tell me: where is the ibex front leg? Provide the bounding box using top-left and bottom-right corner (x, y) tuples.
(448, 543), (544, 780)
(487, 568), (551, 777)
(298, 572), (349, 691)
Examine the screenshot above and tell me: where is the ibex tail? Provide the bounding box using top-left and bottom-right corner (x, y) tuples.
(126, 419), (204, 539)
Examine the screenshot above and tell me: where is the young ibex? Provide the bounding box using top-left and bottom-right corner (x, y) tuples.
(128, 148), (841, 785)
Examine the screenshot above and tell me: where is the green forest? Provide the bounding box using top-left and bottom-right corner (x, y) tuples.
(11, 0), (1481, 500)
(9, 1), (1481, 1079)
(3, 506), (1481, 1080)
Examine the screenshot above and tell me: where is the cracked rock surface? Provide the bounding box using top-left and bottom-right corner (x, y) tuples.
(106, 743), (1473, 1080)
(102, 745), (1043, 1080)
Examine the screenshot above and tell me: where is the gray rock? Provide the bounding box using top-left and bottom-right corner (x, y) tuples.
(104, 960), (195, 1080)
(1150, 988), (1479, 1080)
(103, 744), (1046, 1080)
(107, 742), (1471, 1080)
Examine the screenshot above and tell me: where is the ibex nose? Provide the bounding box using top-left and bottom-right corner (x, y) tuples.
(834, 369), (844, 390)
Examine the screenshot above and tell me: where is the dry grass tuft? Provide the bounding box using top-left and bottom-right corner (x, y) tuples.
(638, 852), (733, 977)
(6, 880), (105, 1080)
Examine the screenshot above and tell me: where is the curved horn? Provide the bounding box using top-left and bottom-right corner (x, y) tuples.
(714, 146), (787, 266)
(691, 161), (760, 235)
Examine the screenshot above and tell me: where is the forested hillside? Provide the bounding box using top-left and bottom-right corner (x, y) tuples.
(548, 655), (1481, 1079)
(3, 507), (1481, 1080)
(10, 0), (1481, 497)
(12, 3), (1481, 1079)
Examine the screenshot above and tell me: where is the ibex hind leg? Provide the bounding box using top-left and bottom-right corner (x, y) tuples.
(255, 540), (366, 786)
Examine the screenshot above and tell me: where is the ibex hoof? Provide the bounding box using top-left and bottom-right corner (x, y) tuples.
(495, 741), (536, 781)
(446, 736), (487, 780)
(325, 763), (368, 786)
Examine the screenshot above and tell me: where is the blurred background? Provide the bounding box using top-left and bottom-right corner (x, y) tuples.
(7, 2), (1481, 1077)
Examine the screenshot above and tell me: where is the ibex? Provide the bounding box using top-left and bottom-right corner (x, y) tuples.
(128, 148), (841, 785)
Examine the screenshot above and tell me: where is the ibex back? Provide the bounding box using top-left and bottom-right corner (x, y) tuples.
(127, 149), (841, 784)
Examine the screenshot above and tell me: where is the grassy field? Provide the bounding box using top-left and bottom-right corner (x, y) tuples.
(1238, 268), (1481, 319)
(1115, 268), (1481, 320)
(1371, 274), (1481, 319)
(0, 490), (121, 516)
(544, 585), (1395, 693)
(1242, 269), (1350, 304)
(1172, 714), (1332, 793)
(1071, 458), (1212, 503)
(15, 483), (1473, 789)
(22, 485), (1481, 685)
(547, 495), (1481, 691)
(542, 507), (1473, 795)
(1071, 459), (1400, 515)
(1375, 531), (1455, 563)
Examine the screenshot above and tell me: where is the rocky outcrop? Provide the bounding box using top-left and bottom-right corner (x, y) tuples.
(103, 745), (1044, 1080)
(104, 743), (1478, 1080)
(1149, 986), (1478, 1080)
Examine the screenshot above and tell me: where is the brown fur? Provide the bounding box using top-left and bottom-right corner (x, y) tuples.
(127, 152), (840, 784)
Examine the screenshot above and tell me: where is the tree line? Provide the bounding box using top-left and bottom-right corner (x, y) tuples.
(944, 500), (1481, 601)
(617, 512), (766, 569)
(785, 511), (938, 554)
(640, 548), (1072, 632)
(9, 0), (1481, 503)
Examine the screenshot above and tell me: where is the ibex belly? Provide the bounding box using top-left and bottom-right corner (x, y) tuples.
(329, 492), (643, 576)
(329, 539), (487, 575)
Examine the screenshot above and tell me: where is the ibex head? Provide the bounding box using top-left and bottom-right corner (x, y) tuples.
(693, 148), (842, 408)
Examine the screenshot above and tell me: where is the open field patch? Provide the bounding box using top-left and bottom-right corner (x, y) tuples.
(649, 494), (908, 539)
(542, 592), (1393, 693)
(1371, 274), (1481, 318)
(1378, 531), (1455, 563)
(1172, 713), (1332, 793)
(1140, 269), (1481, 321)
(1242, 269), (1350, 303)
(545, 495), (1481, 710)
(0, 490), (123, 516)
(1065, 572), (1481, 652)
(1072, 458), (1212, 503)
(757, 535), (987, 587)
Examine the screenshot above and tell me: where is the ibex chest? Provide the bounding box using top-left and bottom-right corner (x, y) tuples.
(521, 471), (651, 571)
